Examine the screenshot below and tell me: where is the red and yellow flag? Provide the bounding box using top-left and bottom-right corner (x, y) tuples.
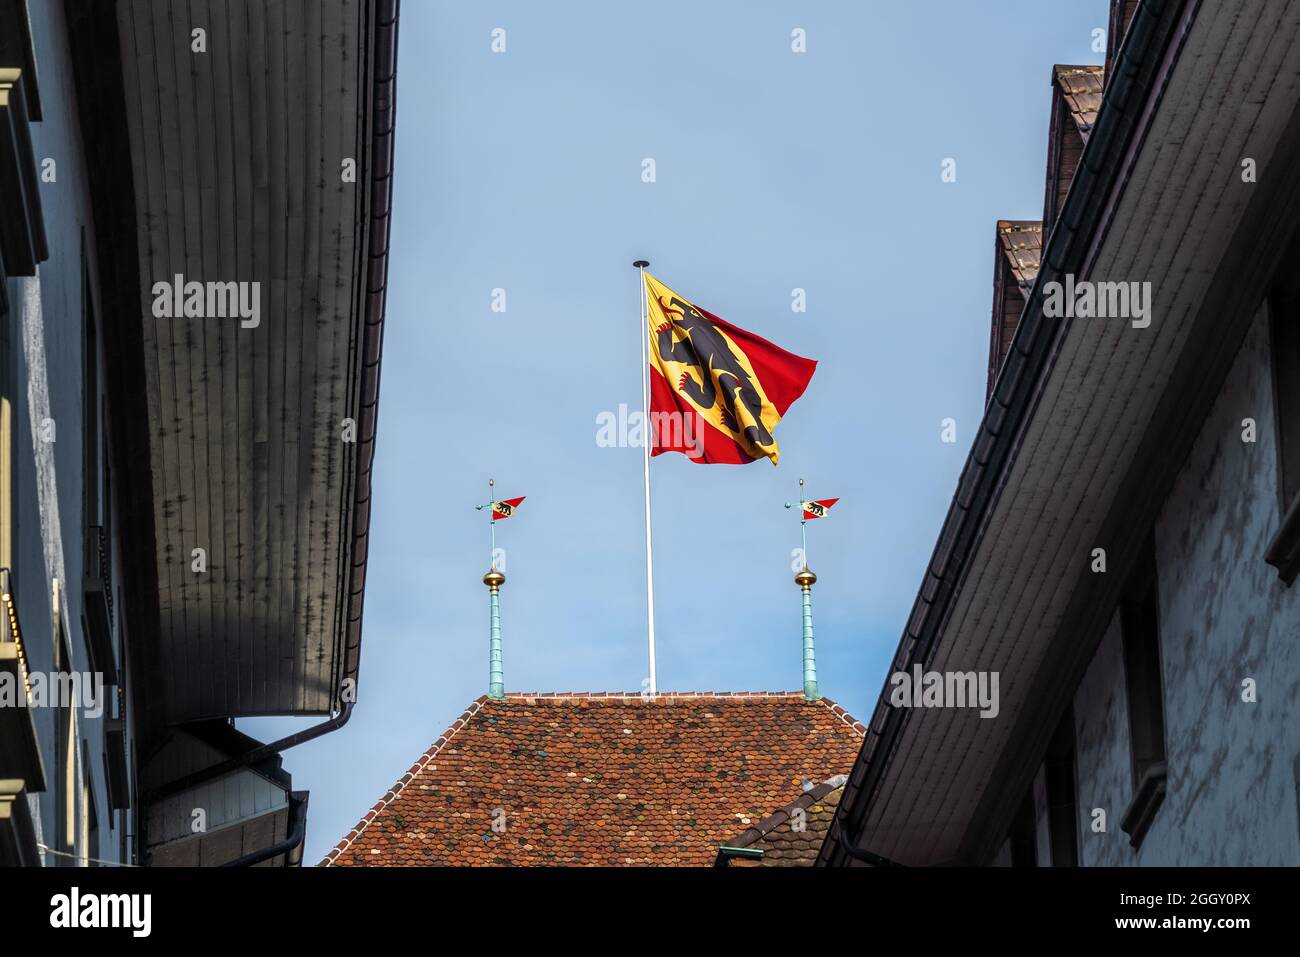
(490, 497), (525, 520)
(644, 273), (816, 465)
(801, 498), (839, 520)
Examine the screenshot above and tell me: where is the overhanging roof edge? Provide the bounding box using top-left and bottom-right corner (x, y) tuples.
(818, 0), (1193, 867)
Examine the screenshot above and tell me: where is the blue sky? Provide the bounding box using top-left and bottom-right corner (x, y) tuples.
(245, 0), (1106, 865)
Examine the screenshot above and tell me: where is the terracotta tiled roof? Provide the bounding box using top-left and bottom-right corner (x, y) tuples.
(1053, 65), (1105, 143)
(717, 777), (847, 867)
(1043, 66), (1104, 241)
(987, 221), (1043, 402)
(997, 220), (1043, 293)
(321, 692), (865, 866)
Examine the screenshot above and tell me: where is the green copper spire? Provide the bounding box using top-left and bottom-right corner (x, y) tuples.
(477, 478), (508, 700)
(796, 565), (819, 700)
(785, 477), (822, 701)
(484, 567), (505, 699)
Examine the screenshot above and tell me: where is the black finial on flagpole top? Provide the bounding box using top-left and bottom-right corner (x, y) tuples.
(633, 260), (649, 268)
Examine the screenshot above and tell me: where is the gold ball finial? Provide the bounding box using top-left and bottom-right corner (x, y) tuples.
(794, 566), (817, 588)
(483, 568), (505, 588)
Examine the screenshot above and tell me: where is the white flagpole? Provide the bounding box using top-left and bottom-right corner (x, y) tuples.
(634, 259), (657, 696)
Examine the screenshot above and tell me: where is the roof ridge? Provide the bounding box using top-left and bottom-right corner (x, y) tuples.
(492, 691), (868, 734)
(319, 694), (491, 866)
(499, 690), (808, 699)
(813, 696), (869, 736)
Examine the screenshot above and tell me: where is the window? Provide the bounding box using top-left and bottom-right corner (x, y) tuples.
(53, 581), (77, 865)
(81, 738), (98, 867)
(1044, 708), (1079, 866)
(1266, 234), (1300, 583)
(1008, 792), (1037, 867)
(1270, 276), (1300, 511)
(1005, 709), (1079, 868)
(82, 234), (102, 529)
(0, 199), (13, 578)
(1119, 538), (1167, 848)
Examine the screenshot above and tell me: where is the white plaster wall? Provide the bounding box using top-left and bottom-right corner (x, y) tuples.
(1072, 611), (1134, 865)
(1073, 305), (1300, 865)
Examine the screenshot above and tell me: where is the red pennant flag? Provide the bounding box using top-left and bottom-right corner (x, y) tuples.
(644, 273), (816, 465)
(801, 498), (839, 520)
(491, 497), (525, 520)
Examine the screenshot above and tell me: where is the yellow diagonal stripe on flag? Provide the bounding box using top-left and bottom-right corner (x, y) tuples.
(645, 274), (783, 463)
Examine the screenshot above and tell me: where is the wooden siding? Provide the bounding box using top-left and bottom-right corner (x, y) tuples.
(142, 728), (289, 845)
(115, 0), (371, 721)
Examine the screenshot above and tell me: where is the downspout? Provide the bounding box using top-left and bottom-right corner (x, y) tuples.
(821, 0), (1189, 866)
(145, 705), (352, 802)
(220, 792), (309, 868)
(144, 0), (400, 805)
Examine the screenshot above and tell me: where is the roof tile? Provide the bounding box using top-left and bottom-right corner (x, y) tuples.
(719, 781), (848, 867)
(997, 220), (1043, 292)
(1054, 65), (1105, 142)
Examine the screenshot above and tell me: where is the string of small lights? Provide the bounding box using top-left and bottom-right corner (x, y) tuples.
(1, 575), (32, 701)
(37, 843), (139, 868)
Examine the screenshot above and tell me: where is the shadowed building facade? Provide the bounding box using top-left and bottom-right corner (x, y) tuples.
(823, 0), (1300, 867)
(0, 0), (398, 866)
